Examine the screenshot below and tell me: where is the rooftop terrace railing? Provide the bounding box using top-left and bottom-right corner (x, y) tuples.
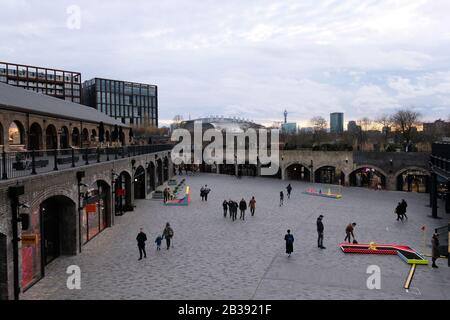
(0, 144), (173, 181)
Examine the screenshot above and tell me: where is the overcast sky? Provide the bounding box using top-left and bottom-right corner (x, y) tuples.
(1, 0), (450, 127)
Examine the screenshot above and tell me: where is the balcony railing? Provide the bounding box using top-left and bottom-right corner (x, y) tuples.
(0, 144), (173, 181)
(430, 155), (450, 174)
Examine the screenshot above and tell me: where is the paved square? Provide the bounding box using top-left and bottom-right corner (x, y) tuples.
(22, 174), (449, 300)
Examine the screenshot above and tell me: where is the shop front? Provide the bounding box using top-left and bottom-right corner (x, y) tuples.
(396, 169), (430, 193)
(80, 181), (110, 244)
(21, 195), (77, 291)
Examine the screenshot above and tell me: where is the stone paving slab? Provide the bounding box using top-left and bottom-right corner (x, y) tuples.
(22, 173), (449, 300)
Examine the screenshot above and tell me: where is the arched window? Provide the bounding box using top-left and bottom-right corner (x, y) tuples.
(45, 124), (57, 150)
(28, 122), (43, 150)
(8, 120), (25, 145)
(82, 128), (89, 142)
(60, 126), (69, 149)
(72, 127), (80, 147)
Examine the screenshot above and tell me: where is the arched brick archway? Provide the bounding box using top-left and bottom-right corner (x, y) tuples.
(45, 124), (57, 150)
(71, 127), (80, 147)
(134, 166), (146, 199)
(156, 158), (163, 186)
(60, 126), (70, 149)
(115, 171), (132, 214)
(21, 195), (77, 290)
(147, 161), (156, 194)
(81, 180), (111, 242)
(394, 167), (430, 193)
(314, 166), (342, 184)
(82, 128), (89, 145)
(349, 165), (388, 189)
(284, 162), (311, 181)
(28, 122), (43, 150)
(8, 120), (25, 146)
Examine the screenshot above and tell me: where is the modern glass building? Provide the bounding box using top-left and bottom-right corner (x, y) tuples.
(82, 78), (158, 127)
(0, 61), (81, 103)
(330, 112), (344, 134)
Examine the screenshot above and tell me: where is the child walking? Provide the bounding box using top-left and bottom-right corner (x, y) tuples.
(155, 235), (163, 251)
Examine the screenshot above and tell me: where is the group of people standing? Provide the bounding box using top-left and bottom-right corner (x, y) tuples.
(163, 187), (174, 203)
(222, 197), (257, 221)
(200, 185), (211, 201)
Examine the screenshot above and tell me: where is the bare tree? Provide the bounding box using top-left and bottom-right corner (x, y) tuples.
(311, 116), (328, 132)
(310, 116), (328, 145)
(390, 109), (422, 151)
(375, 114), (393, 145)
(358, 117), (372, 131)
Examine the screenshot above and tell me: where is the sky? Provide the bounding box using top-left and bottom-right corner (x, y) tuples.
(1, 0), (450, 127)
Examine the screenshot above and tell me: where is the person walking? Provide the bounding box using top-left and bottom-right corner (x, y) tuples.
(431, 233), (440, 268)
(136, 228), (147, 260)
(345, 223), (357, 243)
(203, 185), (211, 202)
(162, 223), (174, 250)
(222, 200), (228, 218)
(284, 230), (294, 257)
(163, 188), (169, 203)
(280, 191), (284, 206)
(232, 201), (238, 221)
(200, 186), (206, 201)
(228, 200), (234, 220)
(249, 197), (256, 216)
(395, 202), (404, 222)
(286, 184), (292, 199)
(239, 198), (247, 220)
(317, 215), (326, 249)
(401, 199), (408, 220)
(155, 235), (163, 251)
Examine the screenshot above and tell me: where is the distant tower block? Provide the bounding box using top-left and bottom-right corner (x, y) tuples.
(284, 110), (288, 124)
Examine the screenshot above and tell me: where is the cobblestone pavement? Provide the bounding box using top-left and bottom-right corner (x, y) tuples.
(22, 173), (450, 300)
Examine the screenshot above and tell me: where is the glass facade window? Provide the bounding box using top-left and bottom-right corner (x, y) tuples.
(0, 61), (82, 102)
(82, 78), (158, 127)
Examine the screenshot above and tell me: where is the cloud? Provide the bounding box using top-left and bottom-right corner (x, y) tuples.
(0, 0), (449, 125)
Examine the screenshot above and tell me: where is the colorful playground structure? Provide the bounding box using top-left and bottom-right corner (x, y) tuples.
(303, 186), (342, 199)
(164, 186), (191, 206)
(339, 242), (428, 289)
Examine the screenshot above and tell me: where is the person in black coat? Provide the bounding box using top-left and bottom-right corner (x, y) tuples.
(222, 200), (228, 218)
(284, 230), (294, 257)
(401, 199), (408, 220)
(280, 191), (284, 206)
(136, 228), (147, 260)
(239, 198), (247, 220)
(228, 200), (234, 220)
(232, 201), (238, 221)
(286, 184), (292, 199)
(395, 202), (404, 222)
(317, 215), (326, 249)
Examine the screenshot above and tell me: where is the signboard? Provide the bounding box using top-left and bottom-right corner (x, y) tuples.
(86, 203), (97, 213)
(116, 188), (126, 196)
(21, 234), (38, 246)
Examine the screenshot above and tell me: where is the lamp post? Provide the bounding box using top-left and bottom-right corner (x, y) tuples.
(8, 185), (24, 300)
(76, 171), (86, 253)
